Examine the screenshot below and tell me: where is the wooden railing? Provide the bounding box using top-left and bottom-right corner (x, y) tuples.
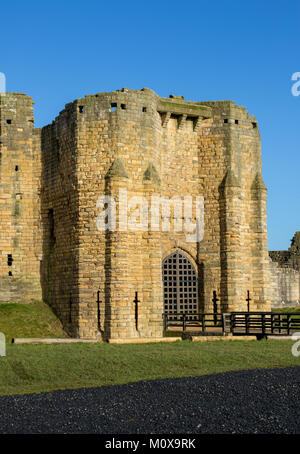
(163, 313), (224, 333)
(229, 312), (300, 336)
(163, 312), (300, 336)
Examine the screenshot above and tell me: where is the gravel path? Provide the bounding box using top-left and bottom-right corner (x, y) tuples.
(0, 367), (299, 434)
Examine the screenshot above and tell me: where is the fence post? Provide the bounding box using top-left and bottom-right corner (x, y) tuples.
(230, 313), (235, 333)
(182, 314), (186, 332)
(271, 314), (275, 334)
(222, 313), (230, 335)
(262, 313), (266, 335)
(287, 314), (291, 335)
(202, 314), (206, 333)
(222, 313), (226, 334)
(212, 290), (219, 325)
(245, 313), (249, 334)
(279, 314), (282, 334)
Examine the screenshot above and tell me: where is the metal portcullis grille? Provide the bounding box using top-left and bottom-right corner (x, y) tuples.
(163, 251), (198, 319)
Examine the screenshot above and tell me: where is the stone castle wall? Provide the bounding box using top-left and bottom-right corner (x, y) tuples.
(0, 94), (42, 302)
(269, 232), (300, 308)
(40, 103), (80, 336)
(0, 88), (272, 339)
(269, 260), (300, 307)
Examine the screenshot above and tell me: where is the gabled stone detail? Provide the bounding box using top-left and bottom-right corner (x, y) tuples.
(105, 158), (129, 179)
(251, 172), (267, 191)
(143, 163), (161, 185)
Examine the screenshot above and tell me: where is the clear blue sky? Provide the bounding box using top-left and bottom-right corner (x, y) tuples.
(1, 0), (299, 250)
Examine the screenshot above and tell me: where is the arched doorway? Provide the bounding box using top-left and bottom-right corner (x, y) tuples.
(162, 251), (198, 316)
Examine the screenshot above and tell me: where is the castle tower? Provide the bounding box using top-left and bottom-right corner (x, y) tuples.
(197, 101), (271, 312)
(72, 88), (166, 339)
(0, 88), (271, 339)
(0, 93), (42, 301)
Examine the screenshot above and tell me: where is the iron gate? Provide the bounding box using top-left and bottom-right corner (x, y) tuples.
(163, 251), (198, 318)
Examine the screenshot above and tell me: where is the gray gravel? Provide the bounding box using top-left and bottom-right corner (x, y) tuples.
(0, 367), (299, 434)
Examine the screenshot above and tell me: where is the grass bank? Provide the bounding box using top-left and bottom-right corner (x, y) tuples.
(0, 300), (67, 341)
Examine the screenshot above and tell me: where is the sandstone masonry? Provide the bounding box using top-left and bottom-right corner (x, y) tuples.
(269, 232), (300, 307)
(0, 88), (272, 339)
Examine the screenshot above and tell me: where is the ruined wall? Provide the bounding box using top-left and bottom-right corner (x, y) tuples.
(0, 93), (42, 301)
(269, 232), (300, 308)
(269, 259), (300, 307)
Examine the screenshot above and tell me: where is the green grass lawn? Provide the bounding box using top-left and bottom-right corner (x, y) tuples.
(0, 300), (68, 341)
(272, 306), (300, 314)
(0, 340), (298, 396)
(0, 302), (299, 397)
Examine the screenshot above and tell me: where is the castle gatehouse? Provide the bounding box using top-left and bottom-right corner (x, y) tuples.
(0, 88), (275, 339)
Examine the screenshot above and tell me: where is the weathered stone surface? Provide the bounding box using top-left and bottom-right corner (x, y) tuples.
(0, 93), (42, 302)
(269, 232), (300, 307)
(143, 163), (161, 185)
(0, 88), (273, 339)
(106, 159), (129, 179)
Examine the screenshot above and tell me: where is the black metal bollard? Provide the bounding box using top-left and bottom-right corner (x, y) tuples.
(97, 289), (101, 331)
(134, 292), (140, 331)
(246, 290), (251, 312)
(212, 290), (219, 325)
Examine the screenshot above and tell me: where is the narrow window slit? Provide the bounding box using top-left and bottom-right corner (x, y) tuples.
(7, 254), (13, 266)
